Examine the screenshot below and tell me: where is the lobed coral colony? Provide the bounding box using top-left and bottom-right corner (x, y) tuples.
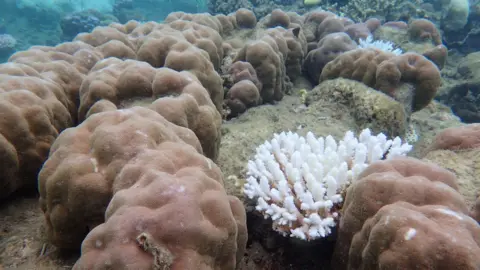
(0, 5), (479, 270)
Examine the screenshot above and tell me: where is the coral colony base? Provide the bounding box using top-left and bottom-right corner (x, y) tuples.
(243, 129), (413, 241)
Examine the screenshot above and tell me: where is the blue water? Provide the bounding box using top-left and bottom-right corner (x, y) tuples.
(0, 0), (478, 122)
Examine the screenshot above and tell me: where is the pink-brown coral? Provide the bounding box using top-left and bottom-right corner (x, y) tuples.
(332, 157), (473, 269)
(321, 48), (441, 112)
(38, 107), (202, 248)
(73, 142), (247, 269)
(78, 59), (221, 160)
(429, 124), (480, 151)
(349, 201), (480, 270)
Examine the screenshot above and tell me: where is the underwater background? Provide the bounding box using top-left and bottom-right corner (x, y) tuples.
(0, 0), (479, 269)
(1, 0), (479, 56)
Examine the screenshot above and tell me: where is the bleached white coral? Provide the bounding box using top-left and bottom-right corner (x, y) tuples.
(243, 128), (412, 241)
(358, 35), (403, 55)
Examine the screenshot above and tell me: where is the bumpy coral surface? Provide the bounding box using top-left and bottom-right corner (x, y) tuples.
(38, 107), (202, 248)
(73, 143), (247, 269)
(305, 32), (358, 83)
(332, 157), (475, 270)
(321, 48), (441, 112)
(429, 124), (480, 151)
(349, 201), (480, 270)
(79, 58), (221, 160)
(0, 41), (103, 199)
(224, 61), (262, 117)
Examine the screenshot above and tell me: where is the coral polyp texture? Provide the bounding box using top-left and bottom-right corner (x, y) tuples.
(72, 131), (247, 269)
(243, 128), (412, 240)
(332, 157), (479, 270)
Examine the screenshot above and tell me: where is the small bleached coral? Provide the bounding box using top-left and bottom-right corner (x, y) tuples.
(243, 128), (412, 241)
(358, 35), (403, 55)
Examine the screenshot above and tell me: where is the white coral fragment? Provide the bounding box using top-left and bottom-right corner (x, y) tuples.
(243, 128), (412, 240)
(358, 35), (403, 55)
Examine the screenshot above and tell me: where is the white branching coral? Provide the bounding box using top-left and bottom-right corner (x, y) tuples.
(358, 35), (403, 55)
(243, 128), (412, 241)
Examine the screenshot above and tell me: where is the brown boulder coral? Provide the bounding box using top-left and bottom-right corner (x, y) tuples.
(305, 32), (358, 83)
(233, 25), (305, 102)
(429, 124), (480, 151)
(224, 61), (262, 117)
(38, 107), (202, 248)
(234, 8), (257, 29)
(349, 201), (480, 270)
(73, 142), (247, 269)
(407, 18), (443, 46)
(135, 22), (223, 111)
(0, 41), (104, 199)
(78, 59), (221, 160)
(332, 157), (473, 269)
(321, 48), (441, 112)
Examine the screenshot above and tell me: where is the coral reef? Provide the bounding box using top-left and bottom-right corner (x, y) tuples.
(0, 7), (478, 270)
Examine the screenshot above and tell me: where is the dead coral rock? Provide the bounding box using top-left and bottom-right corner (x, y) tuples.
(309, 78), (407, 137)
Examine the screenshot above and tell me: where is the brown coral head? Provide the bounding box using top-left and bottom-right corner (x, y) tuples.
(429, 124), (480, 151)
(422, 44), (448, 70)
(235, 8), (257, 29)
(408, 18), (442, 45)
